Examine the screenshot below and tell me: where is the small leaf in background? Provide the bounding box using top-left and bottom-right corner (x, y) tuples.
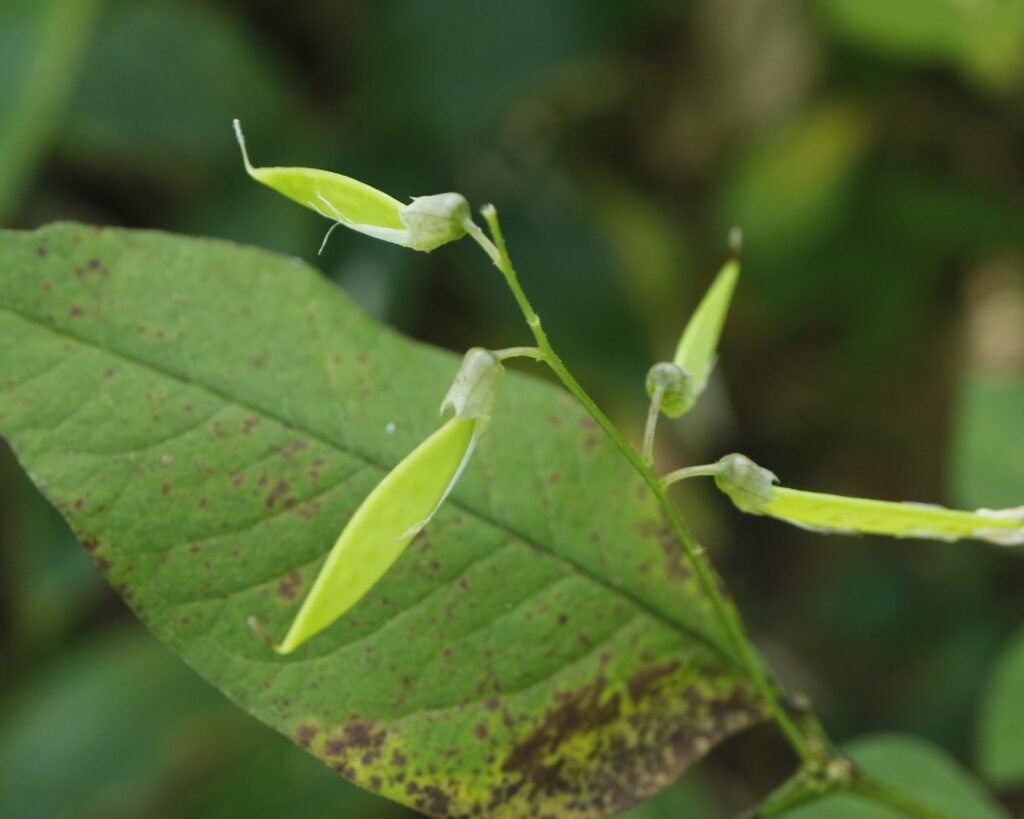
(0, 0), (101, 223)
(952, 374), (1024, 510)
(0, 224), (765, 818)
(781, 734), (1012, 819)
(818, 0), (1024, 92)
(715, 100), (872, 261)
(0, 627), (404, 819)
(951, 261), (1024, 511)
(976, 626), (1024, 789)
(0, 628), (248, 819)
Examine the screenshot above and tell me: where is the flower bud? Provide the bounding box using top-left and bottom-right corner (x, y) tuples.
(713, 452), (778, 513)
(400, 193), (471, 252)
(645, 361), (697, 419)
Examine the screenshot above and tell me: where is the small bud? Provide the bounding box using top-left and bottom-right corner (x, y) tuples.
(400, 193), (471, 252)
(645, 361), (698, 419)
(714, 453), (778, 513)
(441, 347), (504, 424)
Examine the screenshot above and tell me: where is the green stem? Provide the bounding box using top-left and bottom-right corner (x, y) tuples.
(493, 345), (544, 362)
(641, 384), (665, 466)
(470, 205), (820, 765)
(661, 463), (723, 487)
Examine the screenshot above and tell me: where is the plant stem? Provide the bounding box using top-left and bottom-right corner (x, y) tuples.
(493, 345), (544, 362)
(470, 206), (820, 765)
(661, 463), (723, 487)
(642, 384), (665, 466)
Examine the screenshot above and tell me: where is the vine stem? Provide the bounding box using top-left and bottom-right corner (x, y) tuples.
(465, 206), (819, 765)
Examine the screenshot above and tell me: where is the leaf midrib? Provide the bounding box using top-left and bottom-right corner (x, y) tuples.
(0, 304), (741, 673)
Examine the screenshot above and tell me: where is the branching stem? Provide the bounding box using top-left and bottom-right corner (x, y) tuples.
(469, 205), (820, 765)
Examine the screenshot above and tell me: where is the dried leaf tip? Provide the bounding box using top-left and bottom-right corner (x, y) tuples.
(728, 226), (743, 259)
(232, 118), (256, 174)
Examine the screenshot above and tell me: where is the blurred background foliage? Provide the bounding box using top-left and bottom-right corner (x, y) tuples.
(1, 0), (1023, 816)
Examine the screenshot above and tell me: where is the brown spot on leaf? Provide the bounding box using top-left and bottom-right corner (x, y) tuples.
(627, 662), (680, 703)
(277, 570), (302, 600)
(296, 724), (318, 747)
(504, 679), (620, 776)
(264, 480), (290, 508)
(324, 719), (386, 760)
(68, 305), (83, 317)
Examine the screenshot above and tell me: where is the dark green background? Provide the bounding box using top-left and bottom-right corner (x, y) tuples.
(2, 1), (1023, 817)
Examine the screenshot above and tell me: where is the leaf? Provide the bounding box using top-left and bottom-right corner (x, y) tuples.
(0, 626), (395, 819)
(716, 101), (872, 260)
(951, 374), (1024, 511)
(780, 734), (1011, 819)
(0, 224), (765, 818)
(0, 628), (246, 819)
(818, 0), (1024, 91)
(976, 625), (1024, 789)
(62, 1), (291, 174)
(0, 0), (101, 222)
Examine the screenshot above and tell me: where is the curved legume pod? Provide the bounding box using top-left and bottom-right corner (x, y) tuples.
(710, 453), (1024, 546)
(255, 348), (504, 654)
(233, 119), (468, 252)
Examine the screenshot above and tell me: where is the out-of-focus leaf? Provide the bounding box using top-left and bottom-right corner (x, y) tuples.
(63, 1), (291, 176)
(581, 176), (692, 349)
(0, 0), (101, 223)
(184, 725), (414, 819)
(951, 375), (1024, 510)
(717, 101), (872, 260)
(3, 449), (105, 650)
(976, 626), (1024, 788)
(781, 734), (1011, 818)
(819, 0), (1024, 91)
(619, 770), (719, 819)
(0, 224), (765, 818)
(0, 628), (247, 819)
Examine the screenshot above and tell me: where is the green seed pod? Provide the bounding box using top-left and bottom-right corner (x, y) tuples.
(255, 348), (504, 655)
(668, 258), (740, 417)
(707, 453), (1024, 545)
(645, 361), (695, 419)
(233, 119), (469, 253)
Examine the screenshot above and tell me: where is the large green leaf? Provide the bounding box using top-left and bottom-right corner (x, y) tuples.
(0, 224), (764, 818)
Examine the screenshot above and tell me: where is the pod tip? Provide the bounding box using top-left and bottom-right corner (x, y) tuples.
(247, 615), (282, 652)
(728, 226), (743, 259)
